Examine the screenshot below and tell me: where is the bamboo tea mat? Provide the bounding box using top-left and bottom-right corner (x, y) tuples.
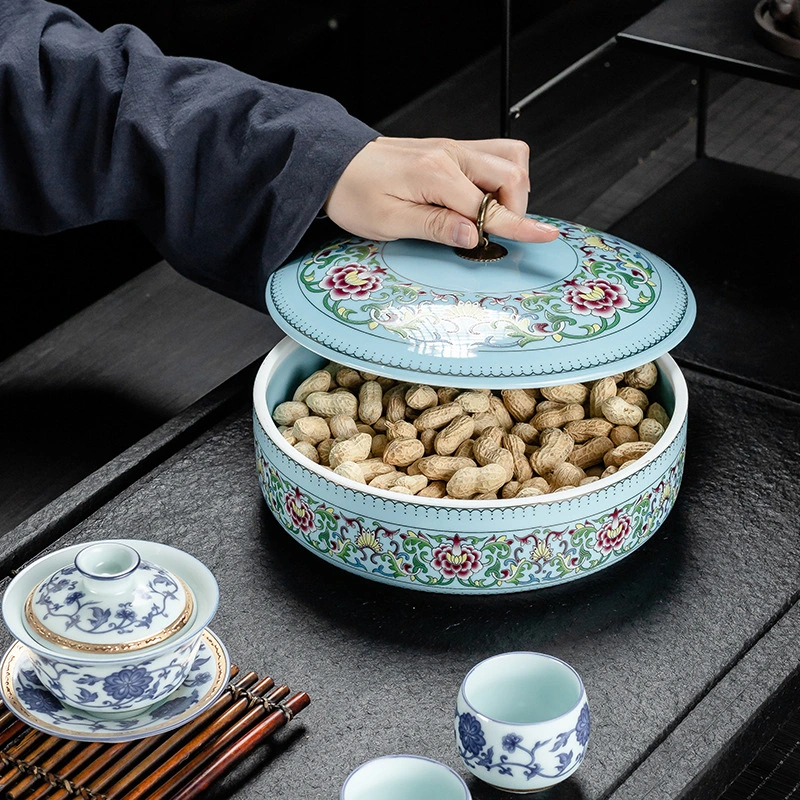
(0, 666), (310, 800)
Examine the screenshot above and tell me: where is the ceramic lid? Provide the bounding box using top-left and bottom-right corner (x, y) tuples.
(24, 542), (195, 655)
(266, 217), (695, 388)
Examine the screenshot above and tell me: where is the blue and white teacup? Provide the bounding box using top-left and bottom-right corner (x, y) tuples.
(455, 652), (590, 793)
(341, 755), (471, 800)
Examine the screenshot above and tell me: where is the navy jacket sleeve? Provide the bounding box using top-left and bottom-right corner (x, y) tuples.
(0, 0), (379, 310)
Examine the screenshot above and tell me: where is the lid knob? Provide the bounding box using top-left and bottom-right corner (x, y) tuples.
(74, 542), (140, 596)
(453, 193), (509, 262)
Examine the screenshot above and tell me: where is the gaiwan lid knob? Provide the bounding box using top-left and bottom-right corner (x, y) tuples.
(24, 541), (195, 654)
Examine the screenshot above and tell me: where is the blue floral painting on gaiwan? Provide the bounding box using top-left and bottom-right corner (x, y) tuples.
(10, 636), (221, 736)
(32, 561), (184, 641)
(456, 704), (590, 784)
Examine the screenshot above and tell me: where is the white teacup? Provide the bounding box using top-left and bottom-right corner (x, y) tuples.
(341, 755), (471, 800)
(455, 652), (590, 794)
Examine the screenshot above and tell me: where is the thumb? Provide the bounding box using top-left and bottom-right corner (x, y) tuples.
(390, 203), (480, 249)
(483, 200), (559, 243)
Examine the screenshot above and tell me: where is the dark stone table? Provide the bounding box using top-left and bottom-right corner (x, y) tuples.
(2, 355), (798, 800)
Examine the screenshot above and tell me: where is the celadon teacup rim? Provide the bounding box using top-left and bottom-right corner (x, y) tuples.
(460, 651), (585, 726)
(341, 754), (471, 800)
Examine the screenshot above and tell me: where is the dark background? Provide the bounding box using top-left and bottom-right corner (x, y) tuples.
(1, 0), (656, 361)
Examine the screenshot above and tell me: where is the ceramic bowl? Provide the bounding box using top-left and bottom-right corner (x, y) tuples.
(455, 652), (589, 793)
(2, 540), (219, 718)
(341, 755), (471, 800)
(253, 338), (687, 594)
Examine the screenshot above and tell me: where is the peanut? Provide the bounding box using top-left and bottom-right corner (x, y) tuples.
(335, 367), (363, 389)
(447, 464), (507, 499)
(420, 428), (437, 454)
(531, 428), (573, 476)
(358, 381), (383, 425)
(405, 384), (438, 410)
(292, 416), (331, 445)
(328, 432), (372, 468)
(501, 389), (537, 422)
(454, 439), (475, 460)
(489, 395), (514, 431)
(434, 414), (475, 455)
(510, 422), (539, 445)
(516, 486), (546, 498)
(456, 391), (491, 413)
(413, 402), (462, 431)
(550, 461), (585, 489)
(624, 362), (658, 390)
(281, 356), (669, 503)
(438, 386), (461, 405)
(383, 437), (425, 467)
(360, 458), (396, 483)
(568, 436), (614, 470)
(639, 418), (665, 444)
(391, 475), (429, 495)
(589, 376), (617, 418)
(306, 390), (358, 418)
(610, 425), (639, 446)
(293, 370), (331, 402)
(369, 471), (402, 490)
(564, 418), (613, 442)
(540, 383), (589, 405)
(273, 401), (310, 427)
(647, 402), (671, 430)
(531, 403), (584, 431)
(604, 441), (654, 468)
(471, 411), (501, 437)
(329, 414), (359, 440)
(384, 386), (408, 423)
(601, 396), (643, 427)
(293, 441), (320, 463)
(317, 438), (335, 466)
(617, 386), (649, 411)
(472, 435), (514, 482)
(417, 481), (447, 498)
(385, 420), (418, 441)
(333, 461), (366, 484)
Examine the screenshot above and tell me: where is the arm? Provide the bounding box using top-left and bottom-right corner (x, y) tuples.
(0, 0), (378, 309)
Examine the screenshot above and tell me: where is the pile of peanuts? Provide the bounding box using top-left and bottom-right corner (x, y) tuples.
(271, 361), (670, 501)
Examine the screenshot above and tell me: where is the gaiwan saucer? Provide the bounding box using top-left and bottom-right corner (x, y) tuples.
(0, 628), (230, 743)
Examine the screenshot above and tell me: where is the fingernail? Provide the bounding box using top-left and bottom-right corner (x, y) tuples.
(535, 221), (558, 233)
(455, 222), (474, 248)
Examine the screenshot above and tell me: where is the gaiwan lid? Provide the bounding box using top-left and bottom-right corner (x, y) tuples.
(24, 541), (194, 655)
(266, 217), (696, 388)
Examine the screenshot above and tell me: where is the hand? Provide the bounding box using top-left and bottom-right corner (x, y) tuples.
(324, 136), (559, 249)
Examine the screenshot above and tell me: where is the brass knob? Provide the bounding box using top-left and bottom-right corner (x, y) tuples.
(454, 193), (509, 262)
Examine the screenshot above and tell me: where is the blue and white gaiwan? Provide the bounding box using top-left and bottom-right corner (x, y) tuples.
(254, 219), (696, 594)
(2, 540), (219, 718)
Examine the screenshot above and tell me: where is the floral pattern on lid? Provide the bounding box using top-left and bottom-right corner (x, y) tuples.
(266, 218), (696, 388)
(26, 542), (194, 654)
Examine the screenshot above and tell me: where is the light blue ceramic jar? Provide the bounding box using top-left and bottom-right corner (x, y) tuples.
(254, 222), (693, 594)
(455, 652), (589, 793)
(253, 340), (687, 594)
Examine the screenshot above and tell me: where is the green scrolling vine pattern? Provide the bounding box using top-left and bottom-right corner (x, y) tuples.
(297, 222), (659, 349)
(256, 443), (684, 591)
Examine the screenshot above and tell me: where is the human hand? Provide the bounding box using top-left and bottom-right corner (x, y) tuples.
(324, 136), (559, 249)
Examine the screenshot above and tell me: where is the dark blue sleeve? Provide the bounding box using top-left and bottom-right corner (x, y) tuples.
(0, 0), (379, 309)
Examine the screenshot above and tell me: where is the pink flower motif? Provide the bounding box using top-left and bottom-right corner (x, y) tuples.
(284, 488), (316, 534)
(595, 509), (634, 553)
(320, 264), (384, 300)
(562, 278), (630, 318)
(431, 535), (482, 579)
